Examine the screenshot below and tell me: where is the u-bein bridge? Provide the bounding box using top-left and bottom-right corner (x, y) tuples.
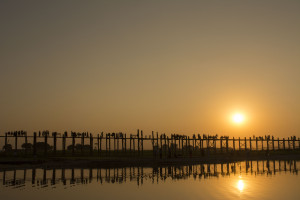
(0, 160), (298, 189)
(0, 130), (299, 158)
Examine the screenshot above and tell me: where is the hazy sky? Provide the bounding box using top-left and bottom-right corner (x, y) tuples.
(0, 0), (299, 137)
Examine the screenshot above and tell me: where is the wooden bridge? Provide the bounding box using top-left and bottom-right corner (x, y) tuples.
(0, 130), (299, 157)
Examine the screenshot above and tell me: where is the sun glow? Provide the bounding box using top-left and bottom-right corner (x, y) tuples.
(237, 179), (245, 192)
(232, 113), (245, 124)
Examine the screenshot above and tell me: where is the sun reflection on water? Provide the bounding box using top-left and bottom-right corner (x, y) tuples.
(237, 179), (245, 192)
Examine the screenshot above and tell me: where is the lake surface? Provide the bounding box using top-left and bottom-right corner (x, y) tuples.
(0, 160), (299, 200)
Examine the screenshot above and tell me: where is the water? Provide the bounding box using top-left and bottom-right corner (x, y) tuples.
(0, 160), (299, 200)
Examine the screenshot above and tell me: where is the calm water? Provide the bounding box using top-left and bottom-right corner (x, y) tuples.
(0, 160), (299, 200)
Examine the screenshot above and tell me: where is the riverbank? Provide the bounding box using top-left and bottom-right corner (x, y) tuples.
(0, 150), (299, 170)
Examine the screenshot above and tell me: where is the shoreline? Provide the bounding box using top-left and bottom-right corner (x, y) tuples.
(0, 153), (299, 170)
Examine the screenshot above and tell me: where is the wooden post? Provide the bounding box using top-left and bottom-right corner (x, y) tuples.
(256, 137), (258, 150)
(201, 136), (204, 151)
(238, 137), (241, 151)
(174, 135), (177, 156)
(262, 138), (264, 151)
(133, 134), (135, 153)
(170, 134), (173, 155)
(72, 133), (75, 156)
(117, 134), (119, 153)
(121, 133), (124, 152)
(188, 136), (191, 155)
(3, 170), (6, 185)
(288, 137), (290, 150)
(113, 133), (116, 155)
(160, 135), (163, 155)
(81, 134), (84, 155)
(267, 137), (269, 151)
(53, 132), (57, 155)
(154, 132), (158, 157)
(137, 129), (140, 155)
(108, 133), (111, 155)
(52, 169), (56, 185)
(186, 136), (188, 155)
(151, 131), (154, 153)
(61, 168), (65, 183)
(220, 138), (223, 153)
(178, 136), (181, 153)
(167, 136), (170, 158)
(226, 138), (228, 153)
(213, 137), (216, 153)
(32, 168), (36, 185)
(100, 133), (103, 155)
(141, 130), (144, 155)
(164, 135), (169, 158)
(181, 136), (184, 155)
(15, 133), (18, 153)
(33, 132), (37, 156)
(130, 134), (132, 153)
(293, 137), (295, 150)
(106, 133), (108, 156)
(25, 133), (28, 155)
(164, 134), (167, 157)
(193, 135), (195, 151)
(233, 137), (235, 151)
(170, 134), (173, 156)
(124, 134), (127, 152)
(244, 137), (247, 150)
(62, 133), (66, 155)
(272, 137), (275, 151)
(44, 133), (48, 156)
(249, 137), (252, 151)
(194, 135), (197, 153)
(156, 132), (159, 150)
(195, 135), (197, 152)
(90, 134), (93, 155)
(199, 136), (202, 151)
(97, 134), (100, 155)
(4, 133), (8, 150)
(283, 138), (285, 150)
(277, 137), (280, 150)
(71, 168), (75, 184)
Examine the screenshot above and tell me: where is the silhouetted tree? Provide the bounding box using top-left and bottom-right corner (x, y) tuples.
(22, 143), (33, 150)
(67, 145), (73, 151)
(2, 144), (12, 152)
(67, 144), (91, 151)
(76, 144), (91, 151)
(34, 142), (52, 151)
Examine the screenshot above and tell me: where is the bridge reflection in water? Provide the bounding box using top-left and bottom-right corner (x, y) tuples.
(0, 160), (298, 189)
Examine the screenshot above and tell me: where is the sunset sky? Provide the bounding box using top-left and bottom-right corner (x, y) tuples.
(0, 0), (299, 137)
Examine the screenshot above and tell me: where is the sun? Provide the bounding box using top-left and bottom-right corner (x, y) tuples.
(232, 113), (245, 124)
